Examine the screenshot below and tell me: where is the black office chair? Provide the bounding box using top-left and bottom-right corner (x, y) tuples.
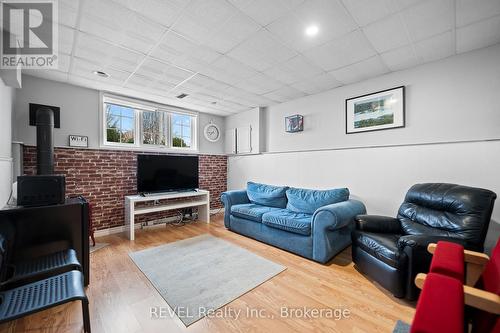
(0, 270), (91, 333)
(0, 222), (82, 288)
(0, 222), (90, 332)
(351, 183), (496, 300)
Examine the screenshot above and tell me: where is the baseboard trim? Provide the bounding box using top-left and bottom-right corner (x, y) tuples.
(93, 208), (223, 238)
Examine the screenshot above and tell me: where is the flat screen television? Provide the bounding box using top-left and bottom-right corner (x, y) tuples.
(137, 155), (199, 194)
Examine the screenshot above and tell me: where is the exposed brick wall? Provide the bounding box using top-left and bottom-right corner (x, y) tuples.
(22, 146), (227, 230)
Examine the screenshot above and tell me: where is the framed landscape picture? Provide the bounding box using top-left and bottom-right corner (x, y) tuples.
(345, 86), (405, 134)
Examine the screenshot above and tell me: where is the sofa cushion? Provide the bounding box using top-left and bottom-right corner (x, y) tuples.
(247, 182), (288, 208)
(231, 204), (281, 223)
(351, 231), (406, 268)
(262, 209), (313, 236)
(286, 187), (349, 214)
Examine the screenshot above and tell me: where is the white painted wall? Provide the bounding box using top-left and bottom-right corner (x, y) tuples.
(228, 45), (500, 253)
(224, 107), (264, 154)
(13, 75), (226, 154)
(0, 78), (15, 207)
(264, 44), (500, 152)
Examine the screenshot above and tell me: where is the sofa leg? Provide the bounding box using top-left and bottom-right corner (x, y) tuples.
(82, 298), (91, 333)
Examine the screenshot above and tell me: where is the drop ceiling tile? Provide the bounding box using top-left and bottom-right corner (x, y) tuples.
(456, 14), (500, 53)
(380, 44), (420, 71)
(262, 54), (323, 85)
(120, 0), (185, 28)
(232, 0), (304, 26)
(217, 99), (249, 110)
(264, 66), (301, 85)
(267, 0), (357, 52)
(150, 31), (221, 72)
(263, 86), (306, 102)
(72, 58), (132, 85)
(393, 0), (427, 10)
(234, 73), (284, 95)
(456, 0), (500, 27)
(291, 72), (342, 94)
(80, 0), (165, 53)
(75, 33), (145, 72)
(178, 74), (219, 92)
(282, 55), (324, 79)
(170, 20), (213, 46)
(58, 0), (80, 28)
(171, 0), (238, 44)
(402, 0), (454, 42)
(341, 0), (395, 26)
(304, 30), (376, 71)
(363, 14), (410, 53)
(57, 54), (71, 73)
(24, 69), (69, 83)
(330, 56), (388, 84)
(126, 73), (157, 89)
(415, 31), (454, 62)
(135, 58), (194, 85)
(209, 55), (258, 80)
(208, 11), (261, 53)
(59, 26), (75, 55)
(197, 67), (245, 86)
(228, 29), (297, 71)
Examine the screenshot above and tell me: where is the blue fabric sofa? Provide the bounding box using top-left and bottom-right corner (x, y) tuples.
(221, 182), (366, 263)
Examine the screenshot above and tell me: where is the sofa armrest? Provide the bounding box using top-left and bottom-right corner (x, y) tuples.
(220, 190), (250, 228)
(311, 199), (366, 263)
(313, 199), (367, 231)
(355, 215), (402, 233)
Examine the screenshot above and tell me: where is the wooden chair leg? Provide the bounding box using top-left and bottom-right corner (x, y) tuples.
(82, 299), (91, 333)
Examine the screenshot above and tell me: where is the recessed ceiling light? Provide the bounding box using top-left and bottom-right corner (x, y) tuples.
(305, 24), (319, 37)
(92, 70), (110, 78)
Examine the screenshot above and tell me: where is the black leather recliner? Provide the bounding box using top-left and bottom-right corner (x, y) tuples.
(351, 183), (496, 300)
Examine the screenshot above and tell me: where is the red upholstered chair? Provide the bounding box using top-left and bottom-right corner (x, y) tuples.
(413, 240), (500, 333)
(411, 272), (464, 333)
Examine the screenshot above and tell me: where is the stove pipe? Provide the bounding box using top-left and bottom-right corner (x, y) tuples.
(36, 107), (55, 175)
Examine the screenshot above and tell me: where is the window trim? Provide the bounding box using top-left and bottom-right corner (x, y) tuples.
(100, 93), (199, 152)
(169, 111), (197, 150)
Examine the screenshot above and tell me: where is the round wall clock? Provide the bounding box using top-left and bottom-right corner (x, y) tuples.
(204, 122), (221, 142)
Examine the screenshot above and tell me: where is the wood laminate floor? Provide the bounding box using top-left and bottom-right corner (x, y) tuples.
(0, 214), (415, 333)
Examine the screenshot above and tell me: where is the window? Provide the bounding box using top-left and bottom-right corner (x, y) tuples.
(105, 103), (136, 144)
(142, 111), (167, 145)
(102, 95), (197, 151)
(171, 113), (193, 148)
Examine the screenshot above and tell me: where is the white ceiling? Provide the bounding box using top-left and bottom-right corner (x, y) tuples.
(23, 0), (500, 116)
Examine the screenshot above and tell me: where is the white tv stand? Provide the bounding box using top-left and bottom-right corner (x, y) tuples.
(124, 190), (210, 240)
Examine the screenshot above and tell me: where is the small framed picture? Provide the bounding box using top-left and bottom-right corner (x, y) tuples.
(69, 135), (89, 147)
(285, 114), (304, 133)
(346, 86), (405, 134)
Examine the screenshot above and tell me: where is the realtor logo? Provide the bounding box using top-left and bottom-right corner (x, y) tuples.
(1, 0), (58, 69)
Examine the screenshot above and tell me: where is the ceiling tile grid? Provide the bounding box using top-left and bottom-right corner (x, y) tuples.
(21, 0), (500, 116)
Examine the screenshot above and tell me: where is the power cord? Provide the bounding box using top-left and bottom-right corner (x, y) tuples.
(4, 188), (15, 207)
(210, 207), (223, 216)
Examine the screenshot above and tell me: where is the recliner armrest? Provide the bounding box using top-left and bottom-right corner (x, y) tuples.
(398, 235), (467, 252)
(355, 215), (402, 233)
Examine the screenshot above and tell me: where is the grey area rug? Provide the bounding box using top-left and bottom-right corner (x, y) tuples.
(393, 320), (411, 333)
(129, 234), (286, 326)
